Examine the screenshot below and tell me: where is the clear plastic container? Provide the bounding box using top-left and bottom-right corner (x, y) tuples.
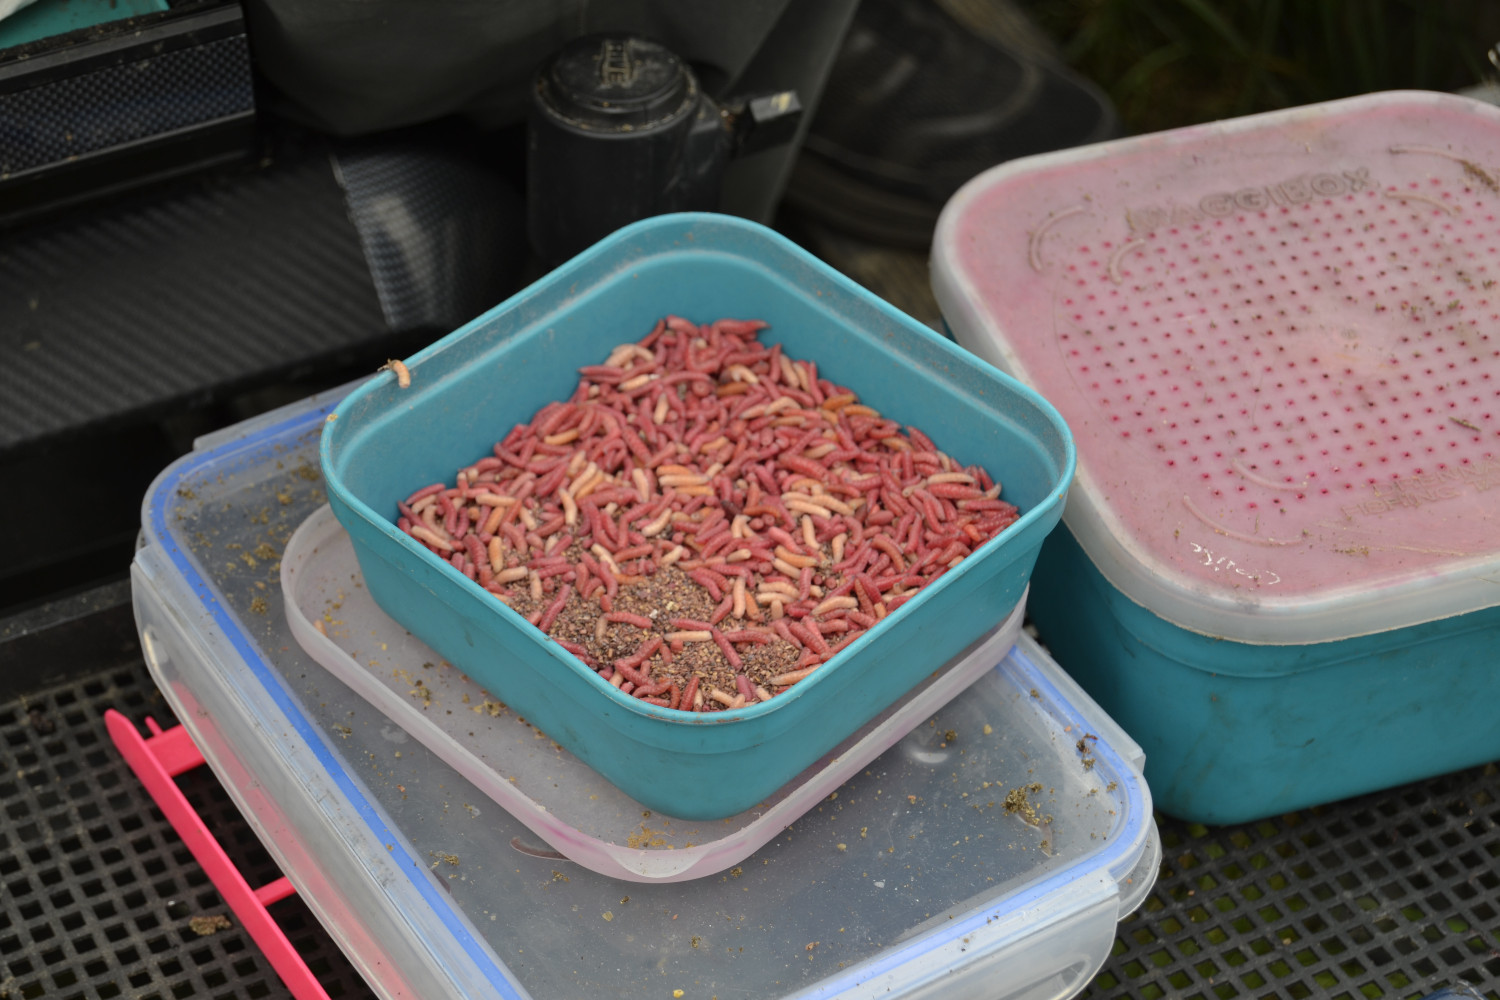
(132, 386), (1159, 1000)
(281, 503), (1026, 883)
(932, 91), (1500, 823)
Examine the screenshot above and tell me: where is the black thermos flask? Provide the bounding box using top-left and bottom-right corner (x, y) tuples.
(527, 34), (800, 267)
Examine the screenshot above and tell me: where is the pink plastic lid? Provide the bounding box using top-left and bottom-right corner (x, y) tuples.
(934, 92), (1500, 644)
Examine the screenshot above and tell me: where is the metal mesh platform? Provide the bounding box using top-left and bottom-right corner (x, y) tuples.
(2, 634), (1497, 1000)
(0, 661), (375, 1000)
(1088, 765), (1500, 1000)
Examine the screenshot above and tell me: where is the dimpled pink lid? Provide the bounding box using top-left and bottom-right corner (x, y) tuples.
(933, 92), (1500, 643)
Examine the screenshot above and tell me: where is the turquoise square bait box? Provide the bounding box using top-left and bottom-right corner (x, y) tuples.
(321, 212), (1075, 820)
(933, 91), (1500, 825)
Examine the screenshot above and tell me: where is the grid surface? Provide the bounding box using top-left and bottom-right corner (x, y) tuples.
(0, 34), (253, 176)
(0, 663), (374, 1000)
(3, 654), (1499, 1000)
(1087, 763), (1500, 1000)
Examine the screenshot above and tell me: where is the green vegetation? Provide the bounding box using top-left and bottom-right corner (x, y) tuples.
(1020, 0), (1497, 133)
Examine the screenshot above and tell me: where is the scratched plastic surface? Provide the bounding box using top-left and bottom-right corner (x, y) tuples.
(934, 91), (1500, 644)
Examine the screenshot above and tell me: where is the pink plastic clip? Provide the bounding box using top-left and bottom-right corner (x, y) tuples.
(105, 710), (333, 1000)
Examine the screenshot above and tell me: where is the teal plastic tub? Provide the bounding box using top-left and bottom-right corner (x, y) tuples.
(321, 212), (1074, 820)
(1026, 529), (1500, 824)
(932, 92), (1500, 824)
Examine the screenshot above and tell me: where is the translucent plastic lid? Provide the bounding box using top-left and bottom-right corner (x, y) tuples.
(934, 91), (1500, 644)
(280, 503), (1026, 883)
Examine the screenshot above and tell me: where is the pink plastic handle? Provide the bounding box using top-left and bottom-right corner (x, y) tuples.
(105, 709), (334, 1000)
